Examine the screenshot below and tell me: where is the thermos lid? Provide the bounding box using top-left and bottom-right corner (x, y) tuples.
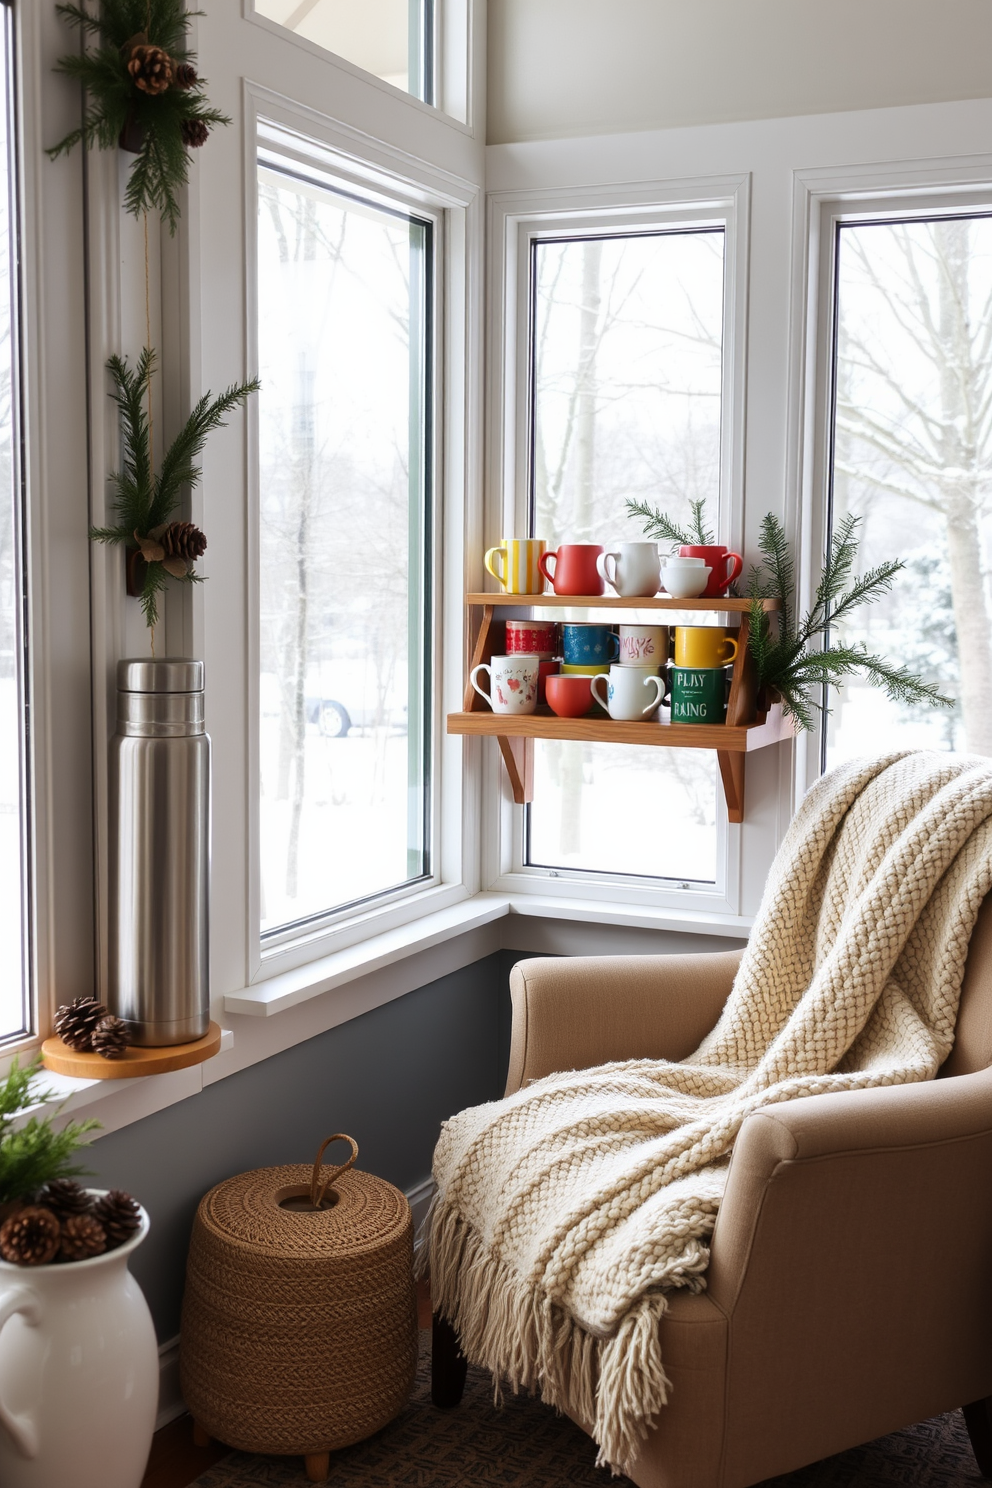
(117, 659), (204, 695)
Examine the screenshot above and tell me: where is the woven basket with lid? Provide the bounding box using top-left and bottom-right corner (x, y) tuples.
(180, 1136), (417, 1478)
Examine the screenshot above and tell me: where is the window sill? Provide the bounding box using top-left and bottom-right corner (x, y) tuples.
(224, 891), (752, 1017)
(29, 894), (750, 1137)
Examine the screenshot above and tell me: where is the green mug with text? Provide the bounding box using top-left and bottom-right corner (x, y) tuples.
(668, 665), (727, 725)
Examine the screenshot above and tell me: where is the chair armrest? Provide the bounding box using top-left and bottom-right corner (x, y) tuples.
(707, 1063), (992, 1313)
(504, 949), (743, 1095)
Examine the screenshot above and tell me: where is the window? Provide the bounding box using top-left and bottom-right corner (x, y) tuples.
(256, 157), (434, 939)
(0, 0), (28, 1041)
(252, 0), (434, 103)
(823, 212), (992, 768)
(523, 228), (725, 885)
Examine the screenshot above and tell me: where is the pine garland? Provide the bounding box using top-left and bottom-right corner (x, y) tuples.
(625, 497), (715, 548)
(89, 349), (259, 629)
(747, 512), (953, 731)
(47, 0), (229, 233)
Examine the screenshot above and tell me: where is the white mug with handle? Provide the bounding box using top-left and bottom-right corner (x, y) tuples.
(596, 542), (661, 598)
(470, 654), (540, 715)
(590, 664), (665, 721)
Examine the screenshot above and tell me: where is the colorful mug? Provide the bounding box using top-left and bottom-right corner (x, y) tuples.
(505, 619), (558, 659)
(618, 624), (669, 667)
(561, 662), (610, 676)
(591, 665), (665, 722)
(596, 542), (661, 599)
(538, 544), (605, 597)
(674, 626), (738, 669)
(561, 622), (619, 666)
(484, 538), (547, 595)
(470, 654), (539, 715)
(679, 544), (744, 599)
(667, 665), (727, 725)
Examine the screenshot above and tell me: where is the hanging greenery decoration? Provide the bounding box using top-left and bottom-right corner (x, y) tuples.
(47, 0), (230, 233)
(90, 349), (259, 630)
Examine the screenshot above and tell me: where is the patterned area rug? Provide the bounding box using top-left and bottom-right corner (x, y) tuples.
(191, 1332), (983, 1487)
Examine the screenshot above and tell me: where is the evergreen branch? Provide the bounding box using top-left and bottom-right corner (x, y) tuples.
(687, 498), (715, 545)
(0, 1116), (100, 1206)
(755, 512), (794, 640)
(625, 498), (693, 546)
(821, 560), (904, 630)
(151, 377), (260, 527)
(138, 560), (168, 630)
(88, 525), (131, 545)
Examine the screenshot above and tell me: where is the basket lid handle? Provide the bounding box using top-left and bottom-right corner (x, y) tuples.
(310, 1133), (359, 1209)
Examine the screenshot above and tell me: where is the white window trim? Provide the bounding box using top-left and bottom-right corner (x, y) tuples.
(481, 175), (750, 917)
(787, 155), (992, 800)
(239, 88), (483, 981)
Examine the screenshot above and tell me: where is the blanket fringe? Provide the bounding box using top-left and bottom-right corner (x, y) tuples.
(428, 1201), (671, 1476)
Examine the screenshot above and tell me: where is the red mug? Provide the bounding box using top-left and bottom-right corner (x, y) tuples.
(505, 619), (558, 658)
(537, 659), (558, 705)
(545, 673), (594, 718)
(679, 545), (743, 598)
(538, 544), (605, 597)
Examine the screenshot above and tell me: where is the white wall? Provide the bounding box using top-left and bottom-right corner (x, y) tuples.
(487, 0), (992, 145)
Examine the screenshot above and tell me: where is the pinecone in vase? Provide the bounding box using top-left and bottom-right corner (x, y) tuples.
(174, 62), (198, 89)
(54, 996), (108, 1052)
(93, 1190), (142, 1248)
(37, 1178), (93, 1223)
(60, 1213), (107, 1262)
(0, 1206), (61, 1266)
(90, 1015), (131, 1061)
(127, 43), (175, 95)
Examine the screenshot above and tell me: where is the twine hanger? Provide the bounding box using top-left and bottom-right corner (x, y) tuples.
(310, 1133), (359, 1210)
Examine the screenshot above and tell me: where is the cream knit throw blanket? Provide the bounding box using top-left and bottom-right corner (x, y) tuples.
(425, 752), (992, 1473)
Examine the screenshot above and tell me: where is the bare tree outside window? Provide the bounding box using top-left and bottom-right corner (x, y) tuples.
(257, 167), (431, 935)
(526, 230), (724, 882)
(826, 216), (992, 765)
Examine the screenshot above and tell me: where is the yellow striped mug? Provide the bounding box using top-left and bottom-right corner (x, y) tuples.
(484, 538), (547, 595)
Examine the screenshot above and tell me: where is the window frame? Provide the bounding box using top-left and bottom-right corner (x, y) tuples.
(483, 177), (750, 918)
(794, 163), (992, 798)
(249, 114), (444, 960)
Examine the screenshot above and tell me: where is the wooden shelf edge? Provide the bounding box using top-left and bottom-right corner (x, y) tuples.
(446, 704), (794, 753)
(41, 1022), (223, 1080)
(464, 593), (781, 613)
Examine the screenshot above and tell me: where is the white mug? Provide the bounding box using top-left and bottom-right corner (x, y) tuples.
(470, 654), (540, 715)
(618, 624), (669, 667)
(596, 542), (661, 598)
(590, 665), (665, 721)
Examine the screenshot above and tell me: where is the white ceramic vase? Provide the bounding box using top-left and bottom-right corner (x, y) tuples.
(0, 1196), (158, 1488)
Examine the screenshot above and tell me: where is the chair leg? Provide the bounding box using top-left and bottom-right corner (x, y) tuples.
(964, 1398), (992, 1478)
(191, 1420), (212, 1448)
(305, 1452), (330, 1482)
(432, 1310), (468, 1407)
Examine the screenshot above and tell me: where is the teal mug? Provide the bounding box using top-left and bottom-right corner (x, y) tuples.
(667, 665), (727, 725)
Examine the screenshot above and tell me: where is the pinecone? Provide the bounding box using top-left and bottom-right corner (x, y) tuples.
(127, 43), (174, 95)
(54, 997), (108, 1052)
(0, 1206), (60, 1266)
(90, 1015), (131, 1061)
(180, 118), (210, 149)
(60, 1213), (107, 1262)
(37, 1179), (92, 1222)
(161, 520), (207, 561)
(174, 61), (198, 89)
(93, 1190), (142, 1248)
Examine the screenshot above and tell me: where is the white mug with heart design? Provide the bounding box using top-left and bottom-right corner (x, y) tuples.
(470, 654), (540, 715)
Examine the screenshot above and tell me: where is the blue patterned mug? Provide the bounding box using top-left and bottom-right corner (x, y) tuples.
(561, 623), (619, 667)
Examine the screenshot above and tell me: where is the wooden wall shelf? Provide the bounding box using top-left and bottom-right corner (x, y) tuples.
(450, 590), (792, 822)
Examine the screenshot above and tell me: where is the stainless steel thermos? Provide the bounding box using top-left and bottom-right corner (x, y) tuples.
(109, 659), (210, 1046)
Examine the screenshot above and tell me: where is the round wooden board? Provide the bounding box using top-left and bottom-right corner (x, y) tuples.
(41, 1022), (222, 1080)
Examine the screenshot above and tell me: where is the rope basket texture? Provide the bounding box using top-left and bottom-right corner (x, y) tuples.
(180, 1136), (417, 1457)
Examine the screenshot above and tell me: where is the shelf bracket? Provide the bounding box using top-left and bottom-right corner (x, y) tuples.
(717, 751), (745, 824)
(497, 736), (534, 804)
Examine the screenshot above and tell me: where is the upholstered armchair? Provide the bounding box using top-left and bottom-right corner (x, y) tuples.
(432, 914), (992, 1488)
